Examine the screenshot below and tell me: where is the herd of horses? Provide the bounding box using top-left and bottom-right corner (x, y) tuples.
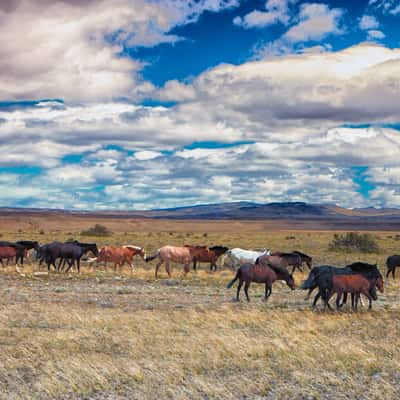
(0, 239), (400, 311)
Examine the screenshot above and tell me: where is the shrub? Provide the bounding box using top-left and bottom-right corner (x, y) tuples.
(39, 229), (45, 235)
(328, 232), (379, 253)
(80, 224), (112, 237)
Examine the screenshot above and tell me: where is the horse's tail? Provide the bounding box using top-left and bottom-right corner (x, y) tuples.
(145, 250), (159, 263)
(227, 269), (240, 289)
(301, 269), (316, 290)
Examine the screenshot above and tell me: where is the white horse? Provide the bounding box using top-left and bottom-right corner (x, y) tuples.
(221, 248), (270, 269)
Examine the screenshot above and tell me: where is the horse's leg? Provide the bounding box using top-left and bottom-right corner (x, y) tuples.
(193, 259), (197, 271)
(165, 261), (171, 277)
(336, 293), (342, 309)
(393, 267), (396, 279)
(322, 289), (333, 310)
(77, 258), (81, 274)
(386, 268), (391, 278)
(155, 259), (163, 278)
(244, 281), (251, 302)
(183, 263), (190, 276)
(236, 279), (243, 301)
(264, 284), (272, 301)
(312, 290), (321, 309)
(341, 292), (347, 308)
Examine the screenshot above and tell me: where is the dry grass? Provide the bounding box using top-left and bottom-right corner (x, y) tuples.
(0, 221), (400, 399)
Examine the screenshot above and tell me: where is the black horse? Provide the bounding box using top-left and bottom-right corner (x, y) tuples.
(16, 240), (40, 265)
(38, 241), (98, 273)
(59, 241), (99, 272)
(301, 262), (382, 309)
(386, 255), (400, 279)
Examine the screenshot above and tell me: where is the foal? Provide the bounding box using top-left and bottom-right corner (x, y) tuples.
(330, 275), (375, 310)
(227, 263), (295, 302)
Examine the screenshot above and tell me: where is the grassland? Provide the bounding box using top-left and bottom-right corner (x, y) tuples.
(0, 217), (400, 399)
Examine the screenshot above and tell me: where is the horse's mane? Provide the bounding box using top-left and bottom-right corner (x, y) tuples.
(270, 251), (295, 257)
(209, 246), (228, 252)
(266, 262), (291, 279)
(123, 245), (142, 250)
(347, 262), (381, 279)
(347, 262), (377, 271)
(292, 250), (311, 258)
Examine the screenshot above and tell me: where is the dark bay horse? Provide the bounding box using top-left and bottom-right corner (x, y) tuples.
(386, 255), (400, 279)
(301, 262), (383, 309)
(292, 251), (313, 270)
(257, 252), (303, 273)
(186, 245), (229, 271)
(227, 263), (295, 302)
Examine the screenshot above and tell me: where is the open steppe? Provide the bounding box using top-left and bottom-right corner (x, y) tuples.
(0, 216), (400, 399)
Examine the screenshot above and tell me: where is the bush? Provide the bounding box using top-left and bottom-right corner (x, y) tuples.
(80, 224), (112, 237)
(328, 232), (379, 253)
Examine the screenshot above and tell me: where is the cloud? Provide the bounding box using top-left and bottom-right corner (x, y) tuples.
(367, 30), (385, 40)
(369, 0), (400, 15)
(359, 15), (379, 30)
(282, 3), (344, 43)
(0, 0), (240, 102)
(233, 0), (294, 29)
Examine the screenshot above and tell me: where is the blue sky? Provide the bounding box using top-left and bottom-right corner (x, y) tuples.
(0, 0), (400, 210)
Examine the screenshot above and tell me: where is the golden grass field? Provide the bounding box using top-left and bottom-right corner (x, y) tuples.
(0, 216), (400, 399)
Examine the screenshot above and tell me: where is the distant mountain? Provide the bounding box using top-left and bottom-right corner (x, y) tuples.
(1, 202), (400, 220)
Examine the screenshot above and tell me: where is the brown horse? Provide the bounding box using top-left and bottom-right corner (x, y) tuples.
(0, 246), (27, 268)
(145, 245), (194, 278)
(94, 245), (146, 272)
(227, 262), (295, 302)
(257, 252), (303, 273)
(185, 245), (229, 271)
(329, 274), (382, 310)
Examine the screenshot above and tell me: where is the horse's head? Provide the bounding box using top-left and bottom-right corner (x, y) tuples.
(287, 274), (296, 290)
(89, 244), (99, 257)
(139, 247), (147, 260)
(376, 274), (384, 293)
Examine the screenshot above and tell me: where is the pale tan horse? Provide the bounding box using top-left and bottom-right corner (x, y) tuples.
(145, 245), (194, 277)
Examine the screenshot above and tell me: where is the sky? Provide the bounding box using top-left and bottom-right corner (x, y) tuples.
(0, 0), (400, 210)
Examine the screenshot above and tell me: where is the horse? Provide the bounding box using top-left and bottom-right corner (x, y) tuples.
(292, 251), (313, 270)
(256, 252), (303, 273)
(59, 242), (99, 273)
(38, 241), (98, 273)
(0, 246), (26, 268)
(0, 241), (26, 266)
(221, 248), (270, 269)
(185, 245), (229, 271)
(301, 262), (383, 309)
(16, 240), (40, 265)
(145, 245), (194, 278)
(227, 262), (295, 302)
(92, 245), (146, 272)
(386, 255), (400, 279)
(329, 274), (379, 311)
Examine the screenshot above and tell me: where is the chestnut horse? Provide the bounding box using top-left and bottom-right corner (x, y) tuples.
(227, 263), (295, 302)
(145, 245), (194, 278)
(94, 245), (146, 272)
(329, 274), (383, 310)
(0, 246), (27, 268)
(185, 245), (229, 271)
